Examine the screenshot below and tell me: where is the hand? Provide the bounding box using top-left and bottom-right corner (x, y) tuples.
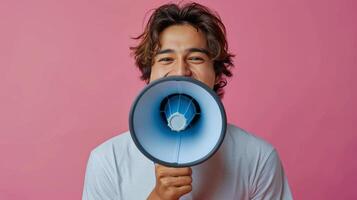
(147, 164), (192, 200)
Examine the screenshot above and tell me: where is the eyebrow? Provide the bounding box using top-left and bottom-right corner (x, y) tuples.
(155, 48), (210, 56)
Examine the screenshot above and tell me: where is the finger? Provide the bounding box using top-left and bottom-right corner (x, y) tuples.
(160, 176), (192, 187)
(156, 165), (192, 178)
(175, 185), (192, 196)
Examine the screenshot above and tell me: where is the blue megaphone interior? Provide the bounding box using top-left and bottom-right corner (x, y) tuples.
(161, 94), (200, 132)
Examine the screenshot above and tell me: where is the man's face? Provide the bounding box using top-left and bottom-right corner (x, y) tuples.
(149, 24), (216, 89)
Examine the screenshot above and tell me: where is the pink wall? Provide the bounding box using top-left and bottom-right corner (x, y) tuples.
(1, 0), (356, 199)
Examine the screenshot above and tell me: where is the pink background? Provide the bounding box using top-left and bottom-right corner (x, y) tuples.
(1, 0), (356, 199)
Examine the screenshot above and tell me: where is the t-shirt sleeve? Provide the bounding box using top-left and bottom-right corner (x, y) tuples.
(82, 151), (119, 200)
(250, 149), (293, 200)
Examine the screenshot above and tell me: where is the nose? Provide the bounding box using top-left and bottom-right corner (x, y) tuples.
(173, 59), (192, 77)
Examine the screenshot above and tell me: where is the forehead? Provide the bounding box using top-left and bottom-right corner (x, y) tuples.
(158, 24), (207, 49)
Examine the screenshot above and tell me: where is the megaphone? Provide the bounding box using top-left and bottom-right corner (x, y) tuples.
(129, 76), (226, 167)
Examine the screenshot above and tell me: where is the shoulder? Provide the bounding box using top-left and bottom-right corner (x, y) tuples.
(222, 123), (281, 174)
(226, 125), (294, 198)
(91, 131), (131, 155)
(88, 131), (133, 165)
(225, 123), (275, 155)
(83, 132), (134, 199)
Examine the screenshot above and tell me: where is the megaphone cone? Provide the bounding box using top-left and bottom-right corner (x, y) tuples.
(129, 76), (226, 167)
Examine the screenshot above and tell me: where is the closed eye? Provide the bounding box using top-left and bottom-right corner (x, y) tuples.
(189, 57), (203, 60)
(188, 56), (205, 63)
(158, 57), (174, 62)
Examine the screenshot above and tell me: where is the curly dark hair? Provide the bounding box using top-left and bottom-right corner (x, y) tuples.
(130, 2), (234, 97)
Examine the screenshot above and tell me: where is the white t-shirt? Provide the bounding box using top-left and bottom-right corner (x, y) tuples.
(82, 124), (293, 200)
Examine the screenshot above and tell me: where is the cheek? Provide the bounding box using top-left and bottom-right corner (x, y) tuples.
(149, 65), (169, 82)
(193, 66), (216, 88)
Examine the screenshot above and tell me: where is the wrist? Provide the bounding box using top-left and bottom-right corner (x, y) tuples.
(147, 189), (161, 200)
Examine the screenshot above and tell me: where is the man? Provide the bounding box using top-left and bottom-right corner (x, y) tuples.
(83, 2), (293, 200)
